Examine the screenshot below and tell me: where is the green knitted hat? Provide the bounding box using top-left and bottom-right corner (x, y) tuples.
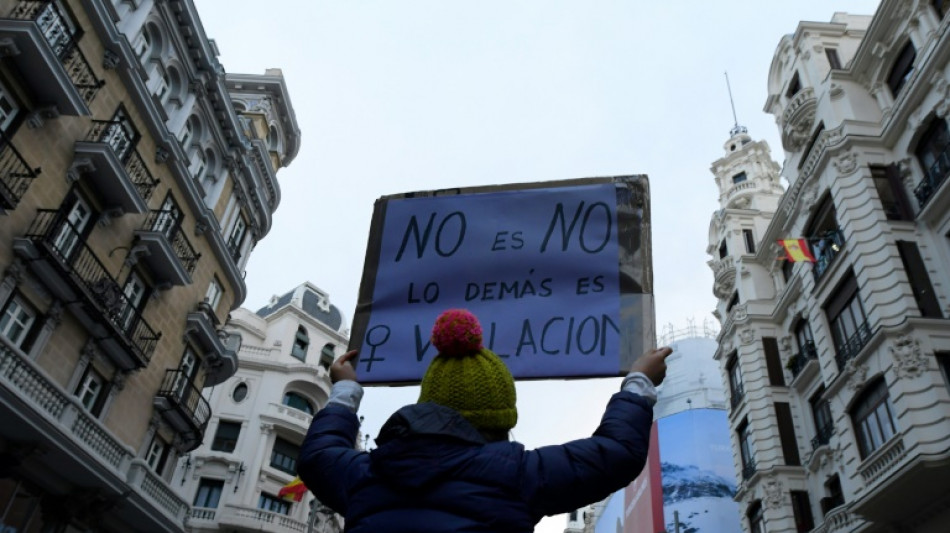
(418, 309), (517, 433)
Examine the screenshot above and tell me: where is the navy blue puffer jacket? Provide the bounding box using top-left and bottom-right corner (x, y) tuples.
(298, 391), (652, 532)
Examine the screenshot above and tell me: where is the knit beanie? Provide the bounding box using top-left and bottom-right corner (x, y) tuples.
(417, 309), (517, 433)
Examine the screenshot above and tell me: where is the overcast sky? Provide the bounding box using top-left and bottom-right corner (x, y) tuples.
(193, 1), (881, 530)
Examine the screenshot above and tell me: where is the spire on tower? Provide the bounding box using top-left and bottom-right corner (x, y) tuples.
(725, 72), (748, 137)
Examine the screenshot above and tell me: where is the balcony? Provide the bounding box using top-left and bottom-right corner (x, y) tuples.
(12, 209), (160, 370)
(730, 383), (745, 410)
(788, 342), (818, 380)
(72, 120), (158, 215)
(211, 504), (309, 533)
(185, 302), (239, 387)
(834, 321), (872, 370)
(811, 423), (833, 450)
(0, 130), (41, 210)
(0, 344), (189, 531)
(812, 230), (844, 282)
(914, 140), (950, 208)
(741, 460), (756, 481)
(131, 210), (200, 287)
(154, 369), (211, 452)
(261, 401), (313, 434)
(0, 0), (103, 116)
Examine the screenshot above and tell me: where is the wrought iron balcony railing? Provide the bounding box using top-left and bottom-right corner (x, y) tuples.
(834, 321), (872, 370)
(156, 369), (211, 451)
(811, 423), (834, 450)
(812, 230), (844, 282)
(741, 460), (757, 480)
(9, 0), (103, 105)
(914, 140), (950, 208)
(85, 120), (157, 201)
(21, 209), (160, 366)
(788, 342), (818, 379)
(0, 131), (41, 209)
(141, 210), (200, 275)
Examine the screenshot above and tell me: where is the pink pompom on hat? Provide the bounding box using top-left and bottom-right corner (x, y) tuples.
(430, 308), (483, 357)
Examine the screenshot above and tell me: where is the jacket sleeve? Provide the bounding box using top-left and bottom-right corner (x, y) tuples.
(521, 390), (653, 518)
(298, 403), (367, 513)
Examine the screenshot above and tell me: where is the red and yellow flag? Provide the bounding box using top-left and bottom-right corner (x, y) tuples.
(277, 476), (307, 502)
(778, 239), (816, 262)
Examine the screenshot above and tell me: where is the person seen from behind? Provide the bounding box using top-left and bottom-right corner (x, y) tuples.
(298, 308), (673, 532)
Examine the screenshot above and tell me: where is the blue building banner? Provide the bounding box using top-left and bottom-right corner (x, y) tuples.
(350, 176), (654, 384)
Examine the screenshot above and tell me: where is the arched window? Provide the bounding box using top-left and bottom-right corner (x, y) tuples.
(291, 325), (309, 361)
(851, 378), (899, 458)
(282, 391), (313, 415)
(320, 343), (335, 370)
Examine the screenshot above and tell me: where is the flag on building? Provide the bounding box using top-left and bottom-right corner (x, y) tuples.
(778, 238), (816, 262)
(278, 476), (307, 502)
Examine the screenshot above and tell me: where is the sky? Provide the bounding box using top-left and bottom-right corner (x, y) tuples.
(193, 1), (881, 531)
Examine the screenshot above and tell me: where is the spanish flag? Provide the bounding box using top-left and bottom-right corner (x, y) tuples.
(778, 239), (816, 262)
(277, 476), (307, 502)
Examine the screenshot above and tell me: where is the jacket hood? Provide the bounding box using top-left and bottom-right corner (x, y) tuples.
(370, 403), (487, 489)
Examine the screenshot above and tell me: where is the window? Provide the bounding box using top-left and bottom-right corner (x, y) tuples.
(791, 491), (815, 532)
(743, 229), (755, 254)
(938, 352), (950, 392)
(775, 402), (800, 466)
(132, 31), (149, 59)
(935, 0), (948, 18)
(53, 192), (93, 261)
(175, 347), (204, 391)
(118, 272), (148, 333)
(193, 478), (224, 509)
(747, 501), (765, 533)
(0, 78), (20, 132)
(806, 194), (843, 280)
(852, 378), (899, 458)
(320, 343), (335, 370)
(211, 420), (241, 453)
(282, 392), (314, 415)
(826, 48), (842, 70)
(36, 0), (79, 57)
(290, 325), (309, 362)
(810, 387), (833, 449)
(728, 352), (744, 409)
(821, 475), (844, 515)
(870, 164), (913, 220)
(75, 366), (108, 417)
(798, 121), (825, 169)
(270, 437), (299, 475)
(227, 216), (247, 260)
(232, 382), (249, 403)
(763, 337), (785, 387)
(782, 258), (794, 283)
(732, 171), (747, 184)
(718, 240), (728, 259)
(914, 118), (950, 207)
(786, 72), (802, 99)
(258, 493), (291, 515)
(825, 274), (870, 368)
(726, 291), (739, 313)
(0, 295), (37, 350)
(102, 107), (138, 163)
(204, 277), (223, 310)
(887, 41), (917, 96)
(794, 320), (814, 356)
(153, 194), (182, 239)
(145, 437), (170, 474)
(738, 419), (756, 479)
(896, 241), (942, 318)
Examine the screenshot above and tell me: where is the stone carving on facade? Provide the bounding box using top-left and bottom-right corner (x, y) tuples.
(714, 277), (734, 300)
(782, 107), (816, 151)
(829, 82), (844, 98)
(763, 474), (784, 509)
(739, 328), (755, 345)
(890, 334), (928, 378)
(832, 151), (859, 176)
(733, 303), (748, 322)
(47, 300), (63, 327)
(844, 360), (869, 391)
(155, 146), (170, 164)
(260, 422), (274, 434)
(779, 336), (792, 353)
(102, 49), (120, 69)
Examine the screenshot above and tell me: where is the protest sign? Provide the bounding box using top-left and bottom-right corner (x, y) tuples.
(349, 175), (654, 384)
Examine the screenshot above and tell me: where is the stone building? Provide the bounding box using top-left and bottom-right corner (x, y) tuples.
(0, 0), (298, 531)
(708, 2), (950, 532)
(179, 282), (347, 533)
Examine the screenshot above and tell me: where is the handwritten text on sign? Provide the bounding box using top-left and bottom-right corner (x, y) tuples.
(356, 183), (624, 383)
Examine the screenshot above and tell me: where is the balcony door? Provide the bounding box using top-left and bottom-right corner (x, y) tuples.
(118, 272), (146, 332)
(153, 194), (182, 239)
(103, 108), (137, 162)
(52, 195), (92, 260)
(0, 79), (19, 133)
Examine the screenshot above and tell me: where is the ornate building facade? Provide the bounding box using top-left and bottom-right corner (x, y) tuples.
(179, 282), (347, 533)
(0, 0), (298, 531)
(708, 2), (950, 532)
